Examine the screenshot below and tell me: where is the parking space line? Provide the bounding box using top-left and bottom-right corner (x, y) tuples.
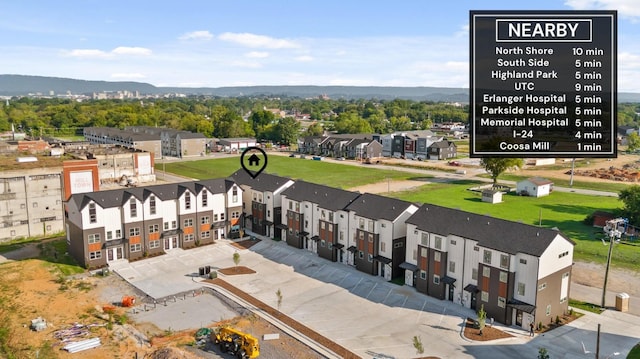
(336, 273), (350, 285)
(401, 295), (409, 307)
(416, 299), (428, 324)
(312, 264), (326, 277)
(381, 288), (393, 304)
(365, 283), (378, 299)
(351, 277), (363, 292)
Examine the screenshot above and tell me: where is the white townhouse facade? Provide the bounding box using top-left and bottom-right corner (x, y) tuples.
(403, 204), (574, 330)
(65, 179), (242, 268)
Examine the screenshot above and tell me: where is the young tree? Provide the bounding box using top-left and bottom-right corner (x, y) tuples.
(477, 304), (487, 335)
(619, 185), (640, 225)
(480, 158), (524, 185)
(412, 335), (424, 354)
(627, 132), (640, 153)
(537, 347), (550, 359)
(276, 288), (283, 311)
(233, 251), (240, 271)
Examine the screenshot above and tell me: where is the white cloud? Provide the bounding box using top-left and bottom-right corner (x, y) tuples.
(565, 0), (640, 19)
(65, 46), (152, 58)
(111, 73), (146, 79)
(294, 55), (314, 62)
(111, 47), (152, 56)
(218, 32), (299, 49)
(179, 30), (214, 40)
(228, 60), (262, 69)
(245, 51), (269, 58)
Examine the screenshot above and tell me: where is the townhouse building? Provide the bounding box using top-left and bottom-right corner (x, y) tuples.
(344, 193), (418, 280)
(65, 179), (242, 268)
(279, 181), (360, 263)
(231, 170), (294, 239)
(403, 204), (574, 330)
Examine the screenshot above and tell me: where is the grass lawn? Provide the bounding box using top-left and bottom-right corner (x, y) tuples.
(629, 343), (640, 359)
(495, 173), (631, 193)
(389, 180), (640, 270)
(37, 239), (84, 276)
(160, 156), (416, 188)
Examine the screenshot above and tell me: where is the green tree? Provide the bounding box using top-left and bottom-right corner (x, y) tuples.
(304, 122), (324, 136)
(627, 132), (640, 153)
(276, 288), (283, 311)
(273, 117), (301, 146)
(477, 304), (487, 335)
(233, 251), (240, 269)
(412, 335), (424, 354)
(480, 158), (524, 185)
(619, 185), (640, 225)
(537, 347), (550, 359)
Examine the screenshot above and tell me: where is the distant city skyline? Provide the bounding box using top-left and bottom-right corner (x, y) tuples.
(2, 0), (640, 91)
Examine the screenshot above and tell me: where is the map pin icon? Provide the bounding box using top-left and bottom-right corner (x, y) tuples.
(240, 146), (268, 179)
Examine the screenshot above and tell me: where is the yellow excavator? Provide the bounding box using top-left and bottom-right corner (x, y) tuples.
(212, 326), (260, 359)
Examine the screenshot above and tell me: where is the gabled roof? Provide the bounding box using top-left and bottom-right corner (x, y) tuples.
(346, 193), (415, 221)
(406, 203), (574, 257)
(522, 177), (553, 186)
(230, 170), (292, 192)
(281, 180), (361, 211)
(429, 140), (456, 149)
(197, 178), (236, 194)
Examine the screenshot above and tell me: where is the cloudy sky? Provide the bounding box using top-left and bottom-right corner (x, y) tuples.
(2, 0), (639, 91)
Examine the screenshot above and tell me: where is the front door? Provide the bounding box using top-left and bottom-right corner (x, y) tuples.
(516, 310), (523, 326)
(107, 246), (123, 262)
(448, 285), (454, 302)
(470, 292), (477, 310)
(164, 236), (177, 250)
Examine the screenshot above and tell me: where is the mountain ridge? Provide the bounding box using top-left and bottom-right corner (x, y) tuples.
(1, 74), (639, 102)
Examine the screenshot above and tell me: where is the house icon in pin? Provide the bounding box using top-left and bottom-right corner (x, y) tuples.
(247, 153), (261, 166)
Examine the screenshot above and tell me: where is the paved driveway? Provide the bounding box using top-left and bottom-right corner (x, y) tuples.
(111, 238), (640, 359)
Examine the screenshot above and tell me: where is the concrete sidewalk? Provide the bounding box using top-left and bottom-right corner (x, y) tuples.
(111, 236), (640, 359)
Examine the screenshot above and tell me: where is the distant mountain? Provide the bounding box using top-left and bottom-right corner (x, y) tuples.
(2, 74), (640, 102)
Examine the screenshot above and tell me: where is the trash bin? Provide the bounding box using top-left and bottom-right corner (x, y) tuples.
(199, 267), (205, 276)
(205, 265), (211, 274)
(616, 293), (630, 312)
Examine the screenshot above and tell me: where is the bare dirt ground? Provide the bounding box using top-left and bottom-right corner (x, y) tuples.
(572, 261), (640, 297)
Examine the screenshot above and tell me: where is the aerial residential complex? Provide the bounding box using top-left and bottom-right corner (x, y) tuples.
(64, 170), (574, 331)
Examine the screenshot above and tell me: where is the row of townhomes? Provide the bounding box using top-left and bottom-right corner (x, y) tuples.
(65, 179), (243, 267)
(66, 171), (574, 331)
(298, 131), (458, 160)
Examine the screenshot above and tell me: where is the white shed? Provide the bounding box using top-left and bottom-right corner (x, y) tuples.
(517, 177), (553, 197)
(482, 189), (503, 204)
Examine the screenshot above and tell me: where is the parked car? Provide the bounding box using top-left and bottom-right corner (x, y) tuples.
(448, 161), (461, 166)
(289, 153), (296, 158)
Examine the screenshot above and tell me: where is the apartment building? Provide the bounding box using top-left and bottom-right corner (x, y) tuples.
(344, 193), (418, 280)
(65, 179), (242, 268)
(231, 170), (294, 238)
(403, 204), (574, 330)
(279, 181), (360, 263)
(84, 127), (162, 158)
(0, 167), (64, 241)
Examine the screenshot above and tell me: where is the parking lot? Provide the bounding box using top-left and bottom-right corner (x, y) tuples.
(111, 237), (640, 359)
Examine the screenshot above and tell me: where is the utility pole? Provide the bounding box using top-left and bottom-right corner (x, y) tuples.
(595, 323), (600, 359)
(601, 218), (626, 308)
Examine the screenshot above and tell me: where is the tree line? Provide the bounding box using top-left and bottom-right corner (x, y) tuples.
(0, 97), (471, 145)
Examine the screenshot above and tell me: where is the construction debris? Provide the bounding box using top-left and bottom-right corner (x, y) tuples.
(63, 337), (101, 353)
(30, 317), (47, 332)
(569, 161), (640, 182)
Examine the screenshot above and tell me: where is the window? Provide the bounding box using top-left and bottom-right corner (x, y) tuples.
(359, 251), (364, 259)
(473, 246), (479, 251)
(368, 220), (374, 232)
(380, 242), (386, 252)
(185, 192), (191, 210)
(149, 224), (159, 233)
(164, 222), (169, 230)
(295, 213), (299, 221)
(201, 216), (210, 224)
(393, 242), (402, 248)
(434, 251), (441, 262)
(267, 210), (271, 218)
(130, 243), (141, 252)
(412, 249), (417, 260)
(328, 242), (333, 250)
(295, 203), (299, 212)
(359, 232), (364, 240)
(150, 195), (156, 215)
(450, 239), (456, 245)
(107, 231), (112, 240)
(321, 240), (326, 247)
(546, 304), (551, 316)
(328, 212), (333, 221)
(89, 251), (101, 260)
(319, 221), (323, 229)
(115, 229), (121, 238)
(129, 228), (140, 237)
(519, 258), (527, 265)
(130, 198), (137, 217)
(184, 218), (193, 227)
(368, 254), (373, 262)
(88, 233), (100, 244)
(202, 191), (208, 207)
(231, 212), (239, 219)
(472, 268), (478, 280)
(420, 247), (427, 257)
(89, 203), (97, 223)
(328, 224), (333, 232)
(149, 240), (160, 249)
(499, 271), (508, 283)
(481, 291), (489, 302)
(434, 236), (442, 250)
(214, 214), (218, 222)
(483, 266), (491, 278)
(517, 282), (526, 296)
(449, 261), (455, 273)
(359, 218), (365, 229)
(321, 210), (326, 219)
(500, 254), (509, 269)
(483, 250), (492, 264)
(368, 234), (373, 243)
(498, 297), (506, 308)
(538, 283), (547, 291)
(201, 231), (210, 238)
(558, 251), (570, 259)
(560, 296), (567, 303)
(433, 275), (440, 285)
(184, 234), (195, 242)
(420, 270), (427, 280)
(288, 201), (292, 210)
(232, 187), (238, 202)
(562, 272), (569, 279)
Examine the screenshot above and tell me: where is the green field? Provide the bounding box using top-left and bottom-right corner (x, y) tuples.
(160, 156), (417, 188)
(162, 157), (640, 271)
